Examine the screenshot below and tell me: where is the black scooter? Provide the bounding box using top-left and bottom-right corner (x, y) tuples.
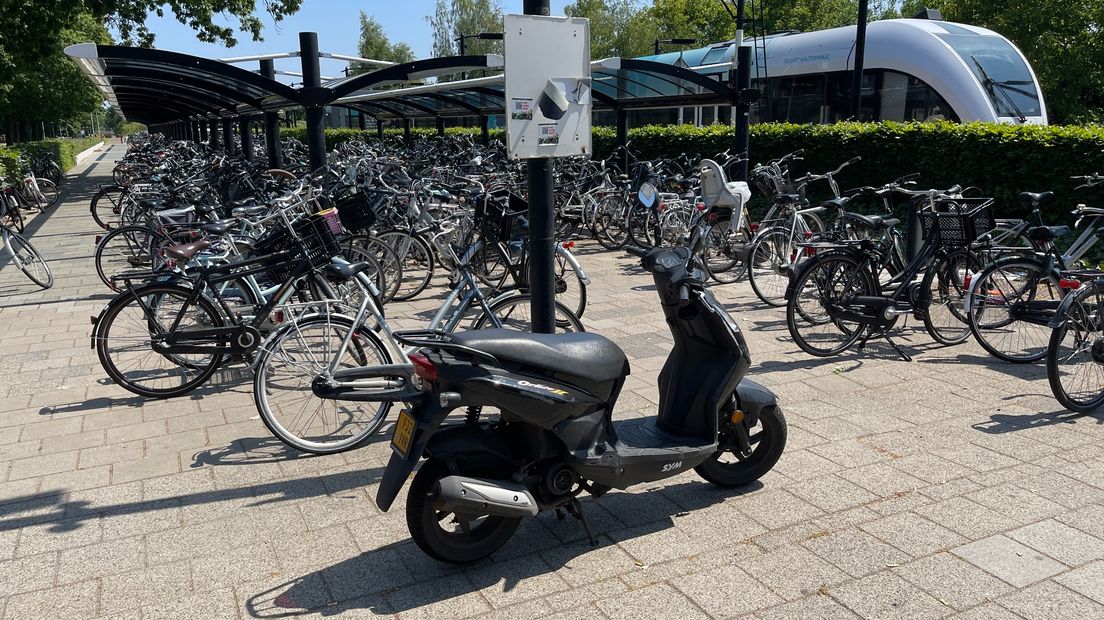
(375, 206), (787, 564)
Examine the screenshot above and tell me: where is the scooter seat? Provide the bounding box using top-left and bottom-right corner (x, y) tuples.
(449, 329), (629, 383)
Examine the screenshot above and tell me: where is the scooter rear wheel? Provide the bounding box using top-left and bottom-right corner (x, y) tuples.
(407, 458), (522, 564)
(695, 405), (787, 488)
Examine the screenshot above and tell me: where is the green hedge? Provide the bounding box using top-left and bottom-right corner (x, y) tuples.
(281, 126), (504, 150)
(593, 122), (1104, 224)
(288, 122), (1104, 225)
(0, 136), (103, 180)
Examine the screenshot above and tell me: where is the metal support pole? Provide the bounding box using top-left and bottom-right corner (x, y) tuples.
(436, 117), (446, 137)
(402, 118), (412, 142)
(209, 119), (220, 149)
(523, 0), (554, 333)
(376, 120), (385, 140)
(260, 59), (283, 168)
(480, 115), (490, 146)
(732, 0), (751, 182)
(616, 108), (628, 172)
(300, 32), (327, 171)
(850, 0), (870, 120)
(222, 118), (236, 154)
(239, 116), (254, 160)
(358, 111), (367, 130)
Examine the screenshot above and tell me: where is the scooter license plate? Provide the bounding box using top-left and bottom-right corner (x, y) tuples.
(391, 410), (416, 457)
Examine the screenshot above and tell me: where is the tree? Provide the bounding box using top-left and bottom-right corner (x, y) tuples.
(426, 0), (503, 57)
(565, 0), (654, 59)
(425, 0), (502, 81)
(350, 12), (415, 74)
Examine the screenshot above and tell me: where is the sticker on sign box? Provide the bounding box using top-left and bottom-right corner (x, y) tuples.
(538, 124), (559, 145)
(511, 98), (533, 121)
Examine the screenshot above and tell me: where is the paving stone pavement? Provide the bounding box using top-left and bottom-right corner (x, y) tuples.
(1, 144), (1103, 619)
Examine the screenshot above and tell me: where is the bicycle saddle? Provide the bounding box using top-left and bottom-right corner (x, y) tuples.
(1026, 225), (1069, 242)
(844, 212), (900, 230)
(322, 261), (375, 279)
(1019, 191), (1055, 207)
(199, 219), (237, 235)
(449, 329), (629, 383)
(163, 239), (211, 261)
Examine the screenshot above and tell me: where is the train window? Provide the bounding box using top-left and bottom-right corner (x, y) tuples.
(770, 75), (826, 123)
(938, 34), (1041, 118)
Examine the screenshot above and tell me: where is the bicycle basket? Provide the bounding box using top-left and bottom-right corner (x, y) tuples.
(477, 191), (528, 240)
(251, 212), (342, 282)
(918, 198), (995, 247)
(333, 191), (377, 233)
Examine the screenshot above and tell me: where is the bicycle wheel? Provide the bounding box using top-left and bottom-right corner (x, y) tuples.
(90, 185), (127, 230)
(594, 195), (629, 250)
(922, 249), (983, 346)
(377, 230), (434, 301)
(471, 240), (511, 291)
(1047, 282), (1104, 412)
(34, 179), (60, 209)
(706, 219), (751, 284)
(94, 225), (172, 291)
(748, 229), (796, 307)
(343, 235), (401, 303)
(95, 284), (224, 398)
(473, 294), (586, 332)
(627, 204), (659, 249)
(786, 252), (874, 357)
(554, 251), (587, 319)
(5, 229), (53, 289)
(967, 257), (1059, 362)
(253, 314), (394, 454)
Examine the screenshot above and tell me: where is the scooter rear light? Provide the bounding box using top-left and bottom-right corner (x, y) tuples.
(1059, 278), (1082, 290)
(408, 352), (438, 384)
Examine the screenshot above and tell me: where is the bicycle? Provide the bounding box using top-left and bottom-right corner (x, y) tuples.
(252, 242), (585, 454)
(1046, 270), (1104, 411)
(0, 185), (52, 289)
(786, 190), (991, 360)
(965, 181), (1104, 363)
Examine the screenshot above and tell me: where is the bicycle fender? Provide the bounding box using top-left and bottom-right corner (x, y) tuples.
(783, 249), (857, 301)
(1048, 288), (1082, 329)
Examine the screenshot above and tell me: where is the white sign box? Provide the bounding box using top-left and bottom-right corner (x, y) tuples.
(503, 14), (592, 160)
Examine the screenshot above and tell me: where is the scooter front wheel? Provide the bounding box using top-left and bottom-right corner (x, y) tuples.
(695, 405), (787, 488)
(407, 458), (522, 564)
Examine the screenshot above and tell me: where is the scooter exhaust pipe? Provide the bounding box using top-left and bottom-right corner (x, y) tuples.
(435, 476), (539, 518)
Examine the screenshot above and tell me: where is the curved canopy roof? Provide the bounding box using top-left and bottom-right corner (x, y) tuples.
(67, 41), (738, 125)
(335, 57), (738, 120)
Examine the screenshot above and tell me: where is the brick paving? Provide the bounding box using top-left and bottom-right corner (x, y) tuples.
(1, 144), (1103, 619)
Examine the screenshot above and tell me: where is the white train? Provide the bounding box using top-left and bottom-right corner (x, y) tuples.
(632, 18), (1046, 126)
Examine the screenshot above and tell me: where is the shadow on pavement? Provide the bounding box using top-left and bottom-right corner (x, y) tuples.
(243, 478), (764, 618)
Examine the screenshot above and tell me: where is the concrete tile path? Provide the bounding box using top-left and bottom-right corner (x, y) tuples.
(0, 144), (1102, 619)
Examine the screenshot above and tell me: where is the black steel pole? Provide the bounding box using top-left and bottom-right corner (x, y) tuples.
(222, 118), (236, 155)
(260, 59), (283, 168)
(850, 0), (869, 120)
(209, 119), (220, 149)
(300, 32), (327, 171)
(239, 116), (254, 160)
(358, 111), (367, 130)
(377, 120), (385, 140)
(523, 0), (555, 333)
(402, 118), (412, 142)
(436, 117), (445, 137)
(733, 0), (751, 181)
(480, 115), (490, 145)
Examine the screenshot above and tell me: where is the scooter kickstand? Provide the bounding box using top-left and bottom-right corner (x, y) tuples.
(565, 499), (599, 547)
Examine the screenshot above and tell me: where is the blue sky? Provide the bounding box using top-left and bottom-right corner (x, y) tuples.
(142, 1), (571, 84)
